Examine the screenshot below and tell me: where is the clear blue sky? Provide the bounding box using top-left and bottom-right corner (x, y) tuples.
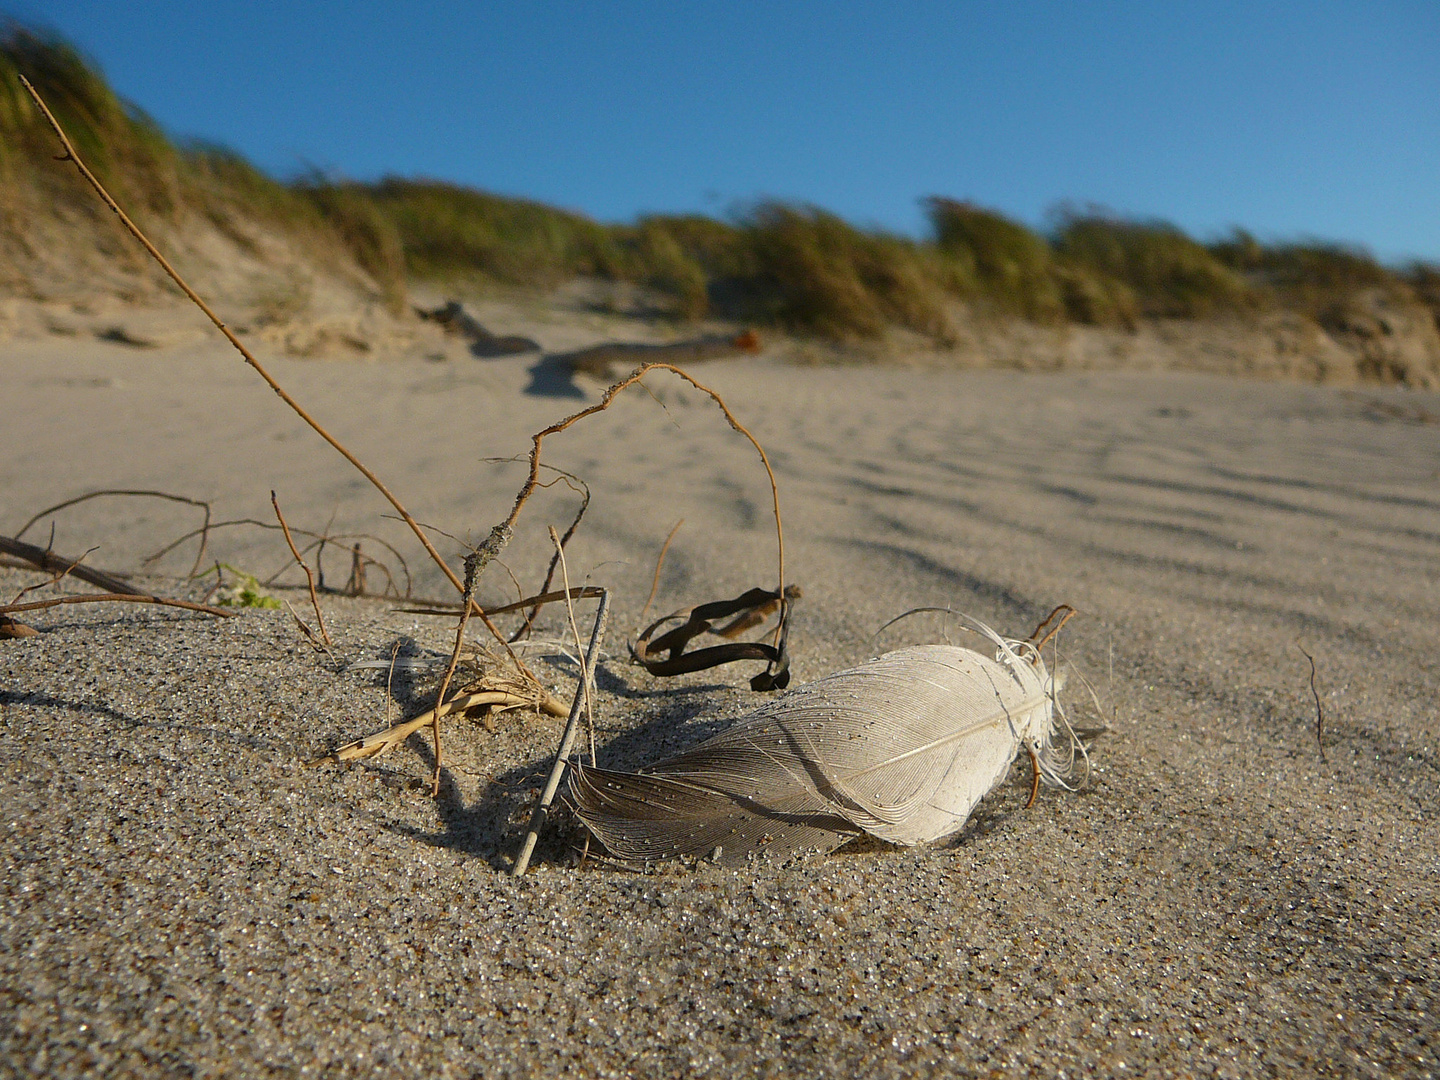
(14, 1), (1440, 262)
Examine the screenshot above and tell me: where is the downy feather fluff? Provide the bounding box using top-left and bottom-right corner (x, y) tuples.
(568, 619), (1083, 866)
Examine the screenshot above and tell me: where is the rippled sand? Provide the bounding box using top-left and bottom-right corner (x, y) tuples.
(3, 339), (1437, 1076)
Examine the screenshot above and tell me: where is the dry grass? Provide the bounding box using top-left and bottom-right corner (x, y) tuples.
(5, 23), (1439, 365)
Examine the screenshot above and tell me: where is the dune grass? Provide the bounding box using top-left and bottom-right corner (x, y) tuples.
(4, 24), (1437, 354)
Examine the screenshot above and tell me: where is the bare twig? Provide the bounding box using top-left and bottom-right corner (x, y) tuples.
(1297, 643), (1327, 762)
(20, 75), (465, 598)
(347, 543), (367, 597)
(315, 689), (553, 765)
(8, 546), (98, 605)
(0, 593), (236, 618)
(550, 526), (596, 765)
(1028, 604), (1078, 654)
(271, 491), (331, 647)
(141, 519), (412, 596)
(497, 364), (785, 630)
(639, 518), (684, 627)
(281, 600), (329, 652)
(0, 534), (147, 596)
(398, 586), (605, 618)
(17, 490), (214, 579)
(512, 587), (610, 877)
(505, 463), (591, 642)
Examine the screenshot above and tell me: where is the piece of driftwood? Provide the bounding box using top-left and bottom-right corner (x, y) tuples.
(554, 330), (761, 379)
(571, 617), (1087, 867)
(416, 301), (541, 357)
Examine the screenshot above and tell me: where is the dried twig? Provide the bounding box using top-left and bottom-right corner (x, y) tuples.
(512, 587), (610, 877)
(398, 586), (605, 618)
(20, 75), (466, 600)
(639, 518), (684, 627)
(1028, 604), (1078, 653)
(281, 600), (328, 651)
(315, 689), (558, 765)
(1297, 643), (1327, 762)
(496, 364), (785, 611)
(489, 461), (591, 642)
(8, 546), (98, 605)
(0, 534), (146, 596)
(17, 490), (214, 579)
(139, 519), (412, 596)
(271, 491), (331, 647)
(0, 593), (236, 618)
(347, 543), (367, 597)
(549, 526), (596, 765)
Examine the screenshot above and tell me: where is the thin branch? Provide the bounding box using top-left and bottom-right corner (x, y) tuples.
(20, 75), (464, 598)
(8, 545), (98, 605)
(272, 491), (331, 647)
(639, 518), (684, 627)
(507, 464), (591, 642)
(550, 526), (596, 766)
(0, 593), (236, 618)
(315, 690), (551, 765)
(0, 534), (146, 596)
(512, 587), (610, 877)
(18, 490), (213, 579)
(496, 362), (786, 641)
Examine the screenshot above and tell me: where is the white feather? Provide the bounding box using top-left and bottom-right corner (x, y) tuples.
(568, 618), (1084, 866)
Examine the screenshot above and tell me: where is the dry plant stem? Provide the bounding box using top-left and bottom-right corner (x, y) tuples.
(271, 491), (331, 647)
(20, 75), (466, 601)
(399, 586), (604, 618)
(512, 587), (610, 877)
(321, 691), (548, 763)
(0, 534), (146, 596)
(639, 518), (684, 626)
(17, 490), (214, 579)
(1029, 604), (1078, 652)
(427, 549), (486, 795)
(500, 363), (786, 631)
(1297, 644), (1326, 762)
(281, 600), (328, 652)
(549, 526), (596, 766)
(506, 465), (591, 641)
(385, 640), (402, 729)
(0, 593), (236, 618)
(8, 546), (97, 605)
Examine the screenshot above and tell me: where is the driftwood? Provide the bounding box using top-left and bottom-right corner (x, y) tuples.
(554, 330), (761, 379)
(416, 301), (541, 357)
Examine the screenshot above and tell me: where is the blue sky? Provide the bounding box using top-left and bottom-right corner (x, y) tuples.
(13, 1), (1440, 262)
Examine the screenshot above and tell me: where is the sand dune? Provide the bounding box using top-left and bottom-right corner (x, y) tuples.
(2, 335), (1437, 1076)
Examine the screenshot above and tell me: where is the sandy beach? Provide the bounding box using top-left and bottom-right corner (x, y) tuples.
(2, 333), (1438, 1077)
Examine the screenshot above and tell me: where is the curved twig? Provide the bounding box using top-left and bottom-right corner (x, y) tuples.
(0, 593), (236, 618)
(496, 362), (786, 639)
(17, 489), (214, 579)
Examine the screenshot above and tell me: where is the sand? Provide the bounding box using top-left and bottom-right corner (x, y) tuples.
(2, 331), (1438, 1077)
